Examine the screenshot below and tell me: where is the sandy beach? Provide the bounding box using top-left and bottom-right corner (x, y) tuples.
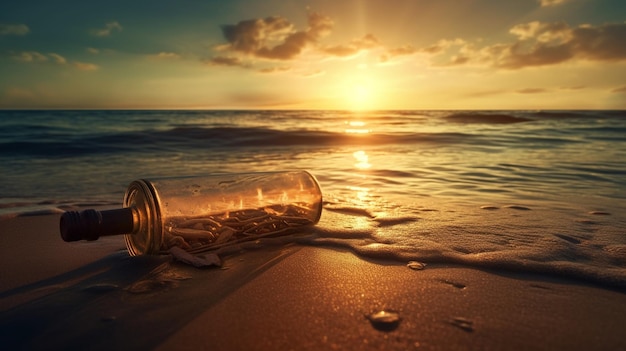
(1, 213), (625, 351)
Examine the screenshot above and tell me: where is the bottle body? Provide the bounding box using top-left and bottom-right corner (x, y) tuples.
(123, 171), (323, 256)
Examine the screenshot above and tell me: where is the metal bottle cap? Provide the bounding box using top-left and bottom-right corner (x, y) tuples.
(60, 208), (135, 242)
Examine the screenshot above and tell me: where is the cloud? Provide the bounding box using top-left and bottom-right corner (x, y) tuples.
(217, 11), (334, 61)
(433, 21), (626, 69)
(387, 45), (418, 57)
(73, 61), (100, 71)
(213, 11), (622, 74)
(453, 55), (472, 64)
(509, 21), (571, 42)
(12, 51), (48, 62)
(221, 16), (293, 53)
(214, 10), (396, 70)
(149, 52), (181, 59)
(539, 0), (567, 7)
(258, 66), (291, 74)
(560, 85), (585, 90)
(306, 11), (334, 40)
(12, 51), (100, 71)
(321, 34), (380, 58)
(205, 56), (250, 68)
(516, 88), (548, 94)
(48, 53), (67, 64)
(464, 89), (507, 98)
(87, 47), (100, 54)
(92, 21), (122, 37)
(226, 91), (289, 107)
(256, 31), (310, 60)
(301, 70), (325, 78)
(392, 38), (467, 66)
(12, 51), (67, 65)
(380, 44), (417, 63)
(612, 85), (626, 93)
(501, 22), (626, 68)
(0, 23), (29, 36)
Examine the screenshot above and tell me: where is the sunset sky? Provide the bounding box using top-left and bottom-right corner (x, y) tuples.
(1, 0), (625, 109)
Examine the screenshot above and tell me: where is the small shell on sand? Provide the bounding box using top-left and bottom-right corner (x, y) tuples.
(589, 211), (610, 216)
(450, 317), (474, 332)
(504, 205), (531, 211)
(407, 261), (427, 270)
(367, 310), (401, 331)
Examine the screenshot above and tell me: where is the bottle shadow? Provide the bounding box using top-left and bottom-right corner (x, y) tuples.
(0, 245), (300, 350)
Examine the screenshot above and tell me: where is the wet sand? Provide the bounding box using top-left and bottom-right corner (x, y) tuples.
(1, 214), (625, 350)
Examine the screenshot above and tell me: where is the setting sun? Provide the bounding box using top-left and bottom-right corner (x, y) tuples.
(342, 78), (380, 110)
(352, 84), (370, 103)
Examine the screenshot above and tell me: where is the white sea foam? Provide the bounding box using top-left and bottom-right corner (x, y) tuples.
(300, 197), (626, 289)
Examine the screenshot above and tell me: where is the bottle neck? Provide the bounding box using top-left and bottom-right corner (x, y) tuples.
(60, 208), (136, 242)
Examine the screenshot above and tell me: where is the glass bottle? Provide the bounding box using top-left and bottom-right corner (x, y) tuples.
(60, 170), (323, 256)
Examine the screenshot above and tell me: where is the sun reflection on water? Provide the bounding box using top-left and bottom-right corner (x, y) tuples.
(353, 150), (371, 169)
(346, 185), (370, 203)
(349, 121), (366, 127)
(345, 120), (370, 134)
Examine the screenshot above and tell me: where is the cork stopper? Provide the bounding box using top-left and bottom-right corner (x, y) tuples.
(60, 208), (135, 242)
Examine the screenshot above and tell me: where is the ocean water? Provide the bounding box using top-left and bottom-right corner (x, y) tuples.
(1, 110), (625, 288)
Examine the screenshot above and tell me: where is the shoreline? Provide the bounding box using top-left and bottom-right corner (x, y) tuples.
(1, 213), (625, 350)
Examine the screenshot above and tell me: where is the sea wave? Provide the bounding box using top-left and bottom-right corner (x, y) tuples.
(444, 112), (532, 124)
(2, 109), (623, 158)
(0, 126), (480, 157)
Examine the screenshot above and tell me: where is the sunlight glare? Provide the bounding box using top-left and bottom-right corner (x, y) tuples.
(345, 120), (370, 134)
(355, 85), (370, 101)
(349, 121), (366, 127)
(346, 185), (370, 203)
(349, 84), (371, 109)
(344, 78), (379, 110)
(353, 150), (371, 169)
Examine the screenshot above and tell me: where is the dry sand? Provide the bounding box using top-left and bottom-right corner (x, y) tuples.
(1, 213), (625, 350)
